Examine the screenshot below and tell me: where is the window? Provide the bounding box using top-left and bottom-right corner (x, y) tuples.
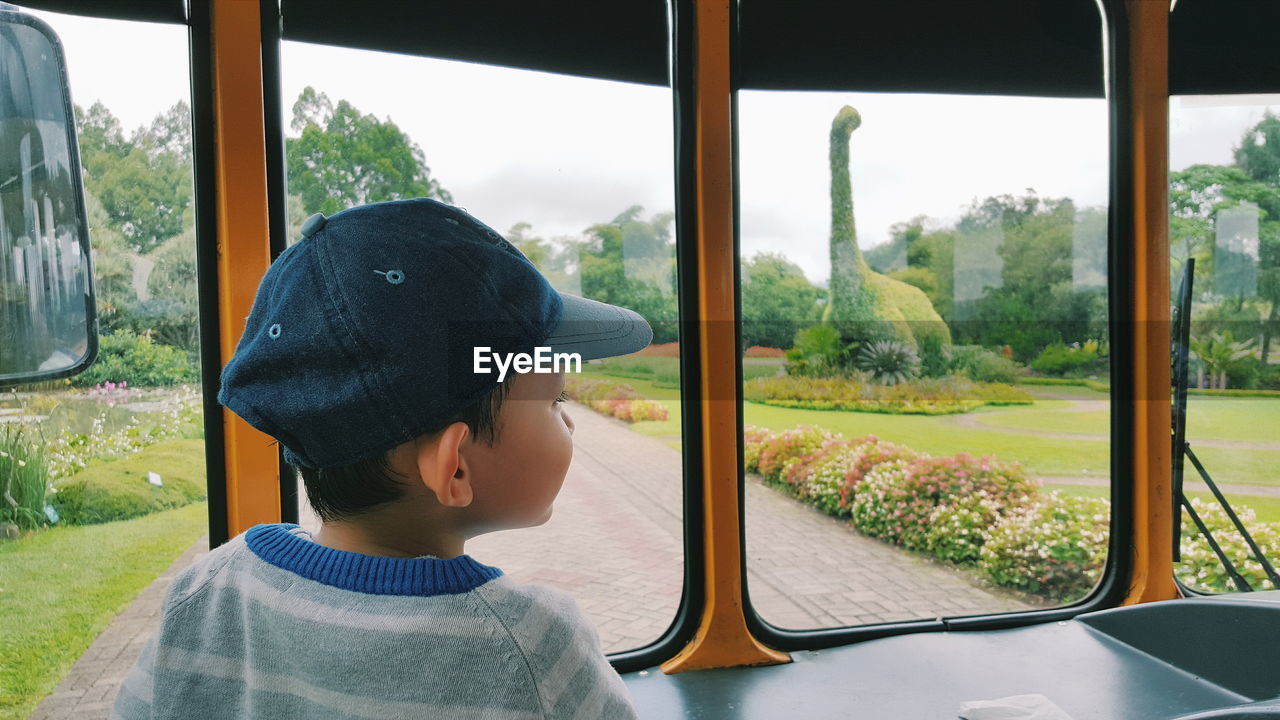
(1169, 93), (1280, 594)
(739, 88), (1113, 628)
(279, 39), (683, 653)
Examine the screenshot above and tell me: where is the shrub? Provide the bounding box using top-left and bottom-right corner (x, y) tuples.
(856, 340), (921, 385)
(617, 398), (669, 423)
(743, 425), (774, 474)
(563, 377), (669, 424)
(970, 382), (1036, 406)
(1031, 341), (1100, 376)
(785, 324), (850, 377)
(1176, 497), (1280, 593)
(755, 426), (835, 483)
(836, 439), (920, 512)
(779, 438), (866, 514)
(632, 342), (680, 357)
(850, 454), (1037, 557)
(72, 330), (198, 388)
(745, 374), (1031, 414)
(51, 439), (207, 524)
(0, 425), (50, 531)
(948, 345), (1023, 384)
(1259, 363), (1280, 391)
(980, 492), (1110, 602)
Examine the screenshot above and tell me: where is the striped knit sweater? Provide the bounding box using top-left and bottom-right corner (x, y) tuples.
(111, 524), (639, 720)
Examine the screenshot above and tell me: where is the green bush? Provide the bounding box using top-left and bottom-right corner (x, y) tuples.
(948, 345), (1023, 384)
(1176, 497), (1280, 593)
(755, 426), (835, 482)
(51, 439), (206, 524)
(744, 374), (1032, 414)
(1, 425), (49, 531)
(73, 330), (199, 388)
(563, 377), (669, 423)
(849, 454), (1036, 558)
(776, 438), (864, 514)
(1260, 363), (1280, 391)
(743, 425), (774, 474)
(784, 324), (850, 377)
(740, 424), (1128, 602)
(1030, 341), (1101, 376)
(980, 492), (1109, 602)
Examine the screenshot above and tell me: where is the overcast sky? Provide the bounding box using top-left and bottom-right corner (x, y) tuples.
(28, 7), (1280, 284)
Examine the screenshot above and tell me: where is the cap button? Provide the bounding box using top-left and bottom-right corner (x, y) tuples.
(300, 213), (327, 238)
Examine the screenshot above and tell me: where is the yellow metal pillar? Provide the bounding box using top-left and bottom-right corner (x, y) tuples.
(1123, 0), (1179, 604)
(661, 0), (790, 673)
(209, 0), (280, 536)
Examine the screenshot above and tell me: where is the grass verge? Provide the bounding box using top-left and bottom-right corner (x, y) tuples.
(0, 503), (207, 719)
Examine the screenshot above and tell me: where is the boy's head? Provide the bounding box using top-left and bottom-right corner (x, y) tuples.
(217, 198), (651, 529)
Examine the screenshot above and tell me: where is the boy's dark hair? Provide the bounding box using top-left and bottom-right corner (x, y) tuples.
(297, 380), (514, 522)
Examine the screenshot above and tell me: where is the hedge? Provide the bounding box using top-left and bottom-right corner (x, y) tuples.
(562, 377), (669, 423)
(51, 439), (207, 525)
(744, 425), (1279, 602)
(744, 375), (1033, 415)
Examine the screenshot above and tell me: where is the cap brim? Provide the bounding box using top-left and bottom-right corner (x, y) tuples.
(544, 293), (653, 361)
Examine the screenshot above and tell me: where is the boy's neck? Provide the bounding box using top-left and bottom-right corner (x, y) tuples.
(311, 512), (466, 559)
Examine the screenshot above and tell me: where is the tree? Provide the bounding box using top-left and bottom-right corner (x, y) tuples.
(286, 87), (452, 216)
(1231, 115), (1280, 362)
(1235, 111), (1280, 187)
(741, 253), (821, 348)
(75, 101), (193, 253)
(578, 207), (679, 343)
(1171, 158), (1280, 361)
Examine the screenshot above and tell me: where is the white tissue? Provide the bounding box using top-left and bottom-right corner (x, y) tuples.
(958, 693), (1076, 720)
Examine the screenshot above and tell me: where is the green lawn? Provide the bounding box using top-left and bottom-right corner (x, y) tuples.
(977, 393), (1280, 447)
(580, 372), (1280, 487)
(1049, 482), (1280, 525)
(0, 503), (208, 720)
(743, 401), (1115, 476)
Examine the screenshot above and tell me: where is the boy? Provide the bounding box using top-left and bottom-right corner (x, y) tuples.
(112, 198), (651, 719)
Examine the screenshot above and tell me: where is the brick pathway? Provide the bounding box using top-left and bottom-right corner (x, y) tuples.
(31, 402), (1036, 717)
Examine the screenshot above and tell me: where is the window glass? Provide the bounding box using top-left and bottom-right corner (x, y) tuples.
(1169, 94), (1280, 594)
(0, 11), (204, 717)
(280, 39), (682, 652)
(739, 90), (1112, 628)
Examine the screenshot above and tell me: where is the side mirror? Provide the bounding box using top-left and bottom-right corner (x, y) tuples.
(0, 4), (96, 387)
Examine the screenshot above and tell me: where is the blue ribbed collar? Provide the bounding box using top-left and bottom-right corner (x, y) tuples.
(245, 523), (503, 596)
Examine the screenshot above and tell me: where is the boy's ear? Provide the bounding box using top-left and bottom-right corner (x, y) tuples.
(415, 422), (473, 508)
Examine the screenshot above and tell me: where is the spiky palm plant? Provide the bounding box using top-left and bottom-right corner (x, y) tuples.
(856, 340), (921, 385)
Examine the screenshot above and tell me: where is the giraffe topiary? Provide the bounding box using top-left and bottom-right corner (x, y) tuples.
(826, 105), (950, 357)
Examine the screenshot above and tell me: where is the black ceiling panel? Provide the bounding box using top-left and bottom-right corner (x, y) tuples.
(738, 0), (1105, 97)
(10, 0), (186, 24)
(11, 1), (1280, 97)
(1170, 0), (1280, 95)
(279, 0), (671, 87)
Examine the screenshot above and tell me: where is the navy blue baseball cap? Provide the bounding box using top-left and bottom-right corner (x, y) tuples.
(217, 198), (652, 469)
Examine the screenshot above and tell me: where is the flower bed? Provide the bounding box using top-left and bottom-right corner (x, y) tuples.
(562, 377), (669, 423)
(744, 375), (1033, 415)
(744, 425), (1280, 602)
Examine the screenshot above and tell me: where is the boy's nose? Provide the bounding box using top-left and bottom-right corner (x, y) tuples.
(563, 409), (575, 435)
